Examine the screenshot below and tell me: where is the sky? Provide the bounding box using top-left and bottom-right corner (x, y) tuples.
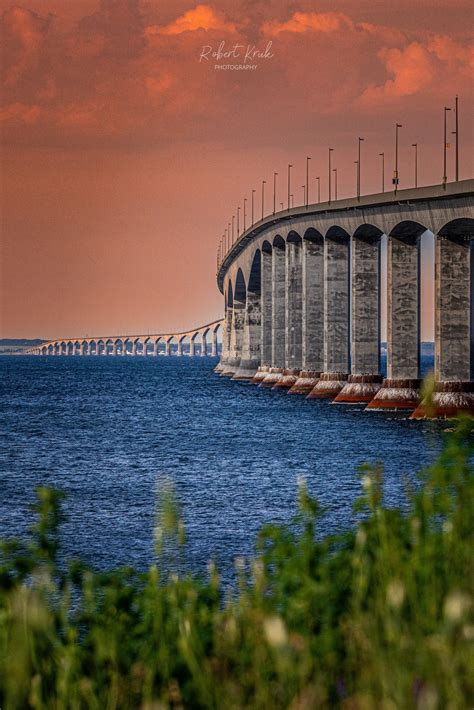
(1, 0), (473, 340)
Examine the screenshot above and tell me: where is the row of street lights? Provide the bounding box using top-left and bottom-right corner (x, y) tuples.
(217, 98), (461, 268)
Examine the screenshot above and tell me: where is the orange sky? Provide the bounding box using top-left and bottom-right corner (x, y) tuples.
(1, 0), (473, 339)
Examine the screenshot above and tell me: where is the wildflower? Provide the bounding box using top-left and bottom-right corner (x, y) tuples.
(443, 591), (471, 622)
(263, 616), (287, 648)
(386, 580), (405, 608)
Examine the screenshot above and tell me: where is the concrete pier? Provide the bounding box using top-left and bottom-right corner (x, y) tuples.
(261, 239), (286, 386)
(253, 246), (273, 384)
(289, 232), (324, 394)
(336, 231), (382, 403)
(233, 253), (261, 380)
(413, 231), (474, 417)
(285, 239), (303, 371)
(308, 230), (349, 399)
(225, 274), (245, 377)
(368, 230), (421, 410)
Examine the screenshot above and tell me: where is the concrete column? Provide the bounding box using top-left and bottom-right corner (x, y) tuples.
(413, 235), (473, 417)
(111, 343), (117, 356)
(272, 245), (286, 367)
(153, 342), (158, 356)
(257, 251), (273, 379)
(253, 250), (272, 384)
(275, 241), (302, 390)
(211, 331), (217, 357)
(226, 300), (245, 376)
(131, 341), (137, 356)
(189, 339), (196, 357)
(285, 242), (303, 368)
(234, 288), (261, 380)
(262, 244), (286, 387)
(290, 237), (324, 394)
(165, 341), (171, 356)
(309, 233), (349, 398)
(201, 337), (207, 356)
(177, 340), (183, 356)
(336, 234), (383, 403)
(122, 342), (128, 355)
(368, 233), (421, 410)
(219, 308), (234, 374)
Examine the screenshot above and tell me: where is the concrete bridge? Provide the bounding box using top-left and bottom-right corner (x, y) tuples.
(27, 319), (224, 358)
(215, 180), (474, 418)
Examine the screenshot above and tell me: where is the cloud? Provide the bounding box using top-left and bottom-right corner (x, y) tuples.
(359, 37), (472, 104)
(146, 4), (237, 37)
(262, 11), (353, 37)
(0, 101), (43, 124)
(2, 6), (51, 86)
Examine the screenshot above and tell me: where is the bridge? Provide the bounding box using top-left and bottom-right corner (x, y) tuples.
(215, 180), (474, 418)
(27, 319), (224, 358)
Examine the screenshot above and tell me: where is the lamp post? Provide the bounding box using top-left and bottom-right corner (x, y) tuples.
(228, 222), (231, 250)
(412, 143), (418, 188)
(273, 172), (278, 214)
(328, 148), (334, 204)
(306, 156), (311, 207)
(243, 198), (247, 231)
(454, 95), (459, 181)
(443, 105), (452, 187)
(394, 123), (402, 193)
(302, 185), (306, 205)
(379, 152), (385, 192)
(224, 227), (228, 253)
(287, 164), (292, 211)
(315, 176), (320, 203)
(290, 193), (294, 208)
(357, 137), (364, 200)
(280, 201), (283, 210)
(261, 180), (266, 219)
(237, 206), (240, 236)
(333, 168), (338, 201)
(251, 189), (255, 225)
(231, 215), (235, 243)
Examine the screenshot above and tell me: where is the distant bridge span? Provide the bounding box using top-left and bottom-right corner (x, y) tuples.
(27, 319), (224, 357)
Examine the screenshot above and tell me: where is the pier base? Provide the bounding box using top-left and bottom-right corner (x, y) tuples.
(272, 369), (300, 390)
(260, 367), (284, 388)
(214, 359), (225, 373)
(220, 358), (240, 377)
(232, 359), (260, 382)
(251, 366), (269, 384)
(411, 381), (474, 419)
(307, 372), (348, 399)
(334, 374), (383, 404)
(366, 379), (421, 410)
(288, 371), (321, 395)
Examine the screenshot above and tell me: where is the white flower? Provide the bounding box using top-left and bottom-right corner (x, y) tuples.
(263, 616), (287, 648)
(386, 580), (405, 608)
(444, 591), (471, 622)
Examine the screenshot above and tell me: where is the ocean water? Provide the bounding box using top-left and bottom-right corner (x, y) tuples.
(0, 355), (446, 582)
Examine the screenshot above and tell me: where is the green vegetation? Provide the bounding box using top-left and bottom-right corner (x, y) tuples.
(0, 419), (472, 709)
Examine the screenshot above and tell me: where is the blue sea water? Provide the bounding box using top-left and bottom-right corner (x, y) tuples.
(0, 355), (447, 582)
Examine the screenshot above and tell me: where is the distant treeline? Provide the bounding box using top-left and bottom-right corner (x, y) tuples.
(0, 339), (45, 346)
